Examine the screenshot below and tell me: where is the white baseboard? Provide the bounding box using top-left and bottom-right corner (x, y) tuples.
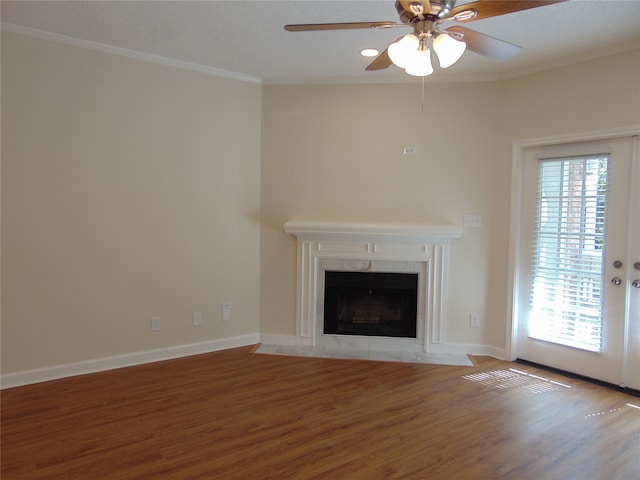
(259, 333), (298, 346)
(444, 343), (506, 360)
(2, 335), (507, 389)
(1, 334), (260, 389)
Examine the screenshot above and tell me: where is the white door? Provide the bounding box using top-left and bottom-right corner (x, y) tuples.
(514, 135), (639, 388)
(625, 137), (640, 390)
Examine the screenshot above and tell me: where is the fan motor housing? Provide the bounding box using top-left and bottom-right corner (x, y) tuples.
(395, 0), (456, 24)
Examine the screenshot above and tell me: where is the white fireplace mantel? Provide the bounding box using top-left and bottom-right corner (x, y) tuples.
(284, 221), (463, 245)
(284, 221), (463, 352)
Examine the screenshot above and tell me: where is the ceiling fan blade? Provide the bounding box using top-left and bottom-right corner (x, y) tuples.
(285, 21), (398, 32)
(450, 1), (567, 22)
(365, 49), (392, 71)
(447, 25), (521, 61)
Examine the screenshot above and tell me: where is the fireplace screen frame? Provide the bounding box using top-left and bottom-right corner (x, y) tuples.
(323, 270), (419, 338)
(316, 258), (427, 351)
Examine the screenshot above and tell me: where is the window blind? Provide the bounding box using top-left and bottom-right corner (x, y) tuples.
(529, 155), (609, 352)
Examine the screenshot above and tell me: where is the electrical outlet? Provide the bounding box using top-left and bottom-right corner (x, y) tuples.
(193, 311), (202, 326)
(151, 316), (161, 331)
(221, 302), (232, 322)
(470, 313), (480, 327)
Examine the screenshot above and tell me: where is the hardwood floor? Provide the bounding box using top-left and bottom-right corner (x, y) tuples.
(2, 345), (639, 479)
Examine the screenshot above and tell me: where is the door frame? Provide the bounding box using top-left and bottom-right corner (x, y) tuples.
(506, 125), (640, 362)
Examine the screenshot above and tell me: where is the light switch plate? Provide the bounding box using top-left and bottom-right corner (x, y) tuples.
(463, 214), (483, 228)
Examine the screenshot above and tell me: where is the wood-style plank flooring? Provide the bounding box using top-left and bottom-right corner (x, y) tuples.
(2, 345), (639, 479)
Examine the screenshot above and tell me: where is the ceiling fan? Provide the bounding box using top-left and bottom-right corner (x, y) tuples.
(285, 0), (567, 76)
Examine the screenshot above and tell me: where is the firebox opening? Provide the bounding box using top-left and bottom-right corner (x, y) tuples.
(323, 271), (418, 338)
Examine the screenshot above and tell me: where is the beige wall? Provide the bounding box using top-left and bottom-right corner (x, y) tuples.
(261, 49), (640, 351)
(261, 81), (506, 348)
(501, 49), (640, 140)
(2, 28), (638, 376)
(1, 32), (261, 374)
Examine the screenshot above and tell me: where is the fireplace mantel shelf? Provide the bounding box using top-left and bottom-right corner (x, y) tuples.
(283, 221), (463, 244)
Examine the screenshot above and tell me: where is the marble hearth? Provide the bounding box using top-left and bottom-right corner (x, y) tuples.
(284, 221), (463, 354)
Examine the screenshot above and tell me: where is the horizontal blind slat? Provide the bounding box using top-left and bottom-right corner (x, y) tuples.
(529, 155), (608, 352)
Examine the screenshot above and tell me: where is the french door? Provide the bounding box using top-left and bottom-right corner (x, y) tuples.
(514, 134), (639, 389)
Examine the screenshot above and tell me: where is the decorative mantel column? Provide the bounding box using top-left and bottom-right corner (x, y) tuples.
(284, 221), (463, 352)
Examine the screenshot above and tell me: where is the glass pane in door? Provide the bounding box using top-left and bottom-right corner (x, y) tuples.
(529, 156), (608, 352)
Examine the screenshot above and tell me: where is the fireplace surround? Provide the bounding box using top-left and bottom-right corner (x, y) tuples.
(284, 221), (463, 353)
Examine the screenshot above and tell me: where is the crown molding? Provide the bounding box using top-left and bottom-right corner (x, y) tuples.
(1, 22), (262, 85)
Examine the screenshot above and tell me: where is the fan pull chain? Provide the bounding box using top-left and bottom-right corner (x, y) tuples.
(421, 75), (426, 112)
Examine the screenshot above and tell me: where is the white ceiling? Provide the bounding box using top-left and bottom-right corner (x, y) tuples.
(2, 0), (639, 84)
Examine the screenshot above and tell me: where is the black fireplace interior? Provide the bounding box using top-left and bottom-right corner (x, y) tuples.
(323, 271), (418, 338)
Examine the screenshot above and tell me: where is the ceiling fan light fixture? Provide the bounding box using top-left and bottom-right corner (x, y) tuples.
(404, 48), (434, 77)
(389, 33), (434, 77)
(388, 34), (420, 69)
(433, 33), (466, 68)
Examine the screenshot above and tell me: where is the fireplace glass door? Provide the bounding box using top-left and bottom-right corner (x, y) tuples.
(323, 271), (418, 338)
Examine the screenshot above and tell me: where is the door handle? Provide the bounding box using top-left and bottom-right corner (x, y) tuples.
(611, 277), (622, 286)
(632, 280), (640, 289)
